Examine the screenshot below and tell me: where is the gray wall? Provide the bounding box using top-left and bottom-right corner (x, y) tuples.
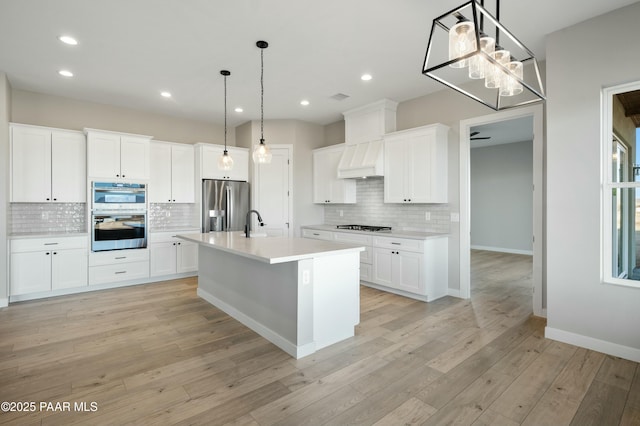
(0, 73), (9, 304)
(471, 141), (533, 254)
(11, 89), (227, 144)
(546, 2), (640, 356)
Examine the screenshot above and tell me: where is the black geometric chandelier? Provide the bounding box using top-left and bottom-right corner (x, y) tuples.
(423, 0), (545, 110)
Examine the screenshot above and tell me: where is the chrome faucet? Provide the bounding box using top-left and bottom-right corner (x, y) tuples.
(245, 210), (264, 238)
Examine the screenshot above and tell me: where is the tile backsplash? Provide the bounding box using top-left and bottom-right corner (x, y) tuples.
(149, 203), (198, 230)
(323, 178), (450, 233)
(9, 203), (86, 234)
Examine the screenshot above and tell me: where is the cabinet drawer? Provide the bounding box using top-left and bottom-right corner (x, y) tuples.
(89, 248), (149, 266)
(302, 229), (334, 241)
(89, 261), (149, 285)
(11, 236), (88, 253)
(373, 236), (424, 253)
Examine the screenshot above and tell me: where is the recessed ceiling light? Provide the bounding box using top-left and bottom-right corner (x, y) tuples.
(361, 74), (372, 81)
(58, 35), (78, 46)
(160, 91), (172, 98)
(58, 70), (73, 77)
(300, 100), (310, 106)
(235, 107), (243, 113)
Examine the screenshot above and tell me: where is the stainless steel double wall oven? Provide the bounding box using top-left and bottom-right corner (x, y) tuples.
(91, 182), (147, 252)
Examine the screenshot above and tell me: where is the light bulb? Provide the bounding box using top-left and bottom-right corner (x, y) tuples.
(468, 35), (495, 79)
(499, 61), (524, 97)
(448, 20), (475, 68)
(252, 141), (272, 164)
(218, 150), (234, 170)
(485, 48), (510, 89)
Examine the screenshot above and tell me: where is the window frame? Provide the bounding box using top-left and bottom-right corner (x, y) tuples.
(602, 81), (640, 288)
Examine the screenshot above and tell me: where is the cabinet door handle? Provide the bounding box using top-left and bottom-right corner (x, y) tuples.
(115, 271), (127, 274)
(122, 174), (126, 178)
(313, 233), (320, 236)
(177, 242), (181, 245)
(44, 242), (59, 246)
(53, 252), (57, 255)
(46, 198), (50, 201)
(173, 243), (176, 246)
(115, 256), (126, 259)
(116, 174), (120, 177)
(391, 242), (401, 245)
(46, 252), (50, 255)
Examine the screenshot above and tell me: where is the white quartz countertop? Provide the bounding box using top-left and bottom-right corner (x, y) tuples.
(302, 225), (449, 240)
(177, 232), (364, 265)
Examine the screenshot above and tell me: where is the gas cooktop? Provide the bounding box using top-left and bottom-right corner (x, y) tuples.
(336, 225), (392, 232)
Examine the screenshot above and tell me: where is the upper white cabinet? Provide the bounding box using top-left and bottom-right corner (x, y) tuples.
(86, 129), (152, 181)
(343, 99), (398, 145)
(313, 144), (356, 204)
(196, 143), (249, 181)
(150, 141), (195, 203)
(10, 124), (86, 203)
(383, 123), (449, 203)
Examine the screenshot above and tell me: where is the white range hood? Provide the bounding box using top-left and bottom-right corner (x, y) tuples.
(337, 99), (397, 179)
(337, 140), (384, 178)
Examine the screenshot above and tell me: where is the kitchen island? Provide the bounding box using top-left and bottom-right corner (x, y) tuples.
(177, 232), (364, 359)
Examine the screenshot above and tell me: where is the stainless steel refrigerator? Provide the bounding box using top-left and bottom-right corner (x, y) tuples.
(202, 179), (250, 232)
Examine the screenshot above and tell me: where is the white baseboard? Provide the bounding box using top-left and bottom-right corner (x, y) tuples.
(471, 245), (533, 256)
(448, 288), (463, 299)
(197, 287), (315, 359)
(0, 297), (8, 308)
(545, 326), (640, 363)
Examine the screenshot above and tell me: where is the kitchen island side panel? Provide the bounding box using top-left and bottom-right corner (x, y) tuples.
(197, 245), (302, 349)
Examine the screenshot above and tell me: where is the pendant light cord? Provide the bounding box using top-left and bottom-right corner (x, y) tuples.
(260, 47), (264, 142)
(224, 73), (227, 151)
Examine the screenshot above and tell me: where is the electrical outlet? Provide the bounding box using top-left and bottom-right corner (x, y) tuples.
(425, 212), (431, 221)
(339, 210), (343, 217)
(165, 210), (171, 217)
(302, 270), (310, 284)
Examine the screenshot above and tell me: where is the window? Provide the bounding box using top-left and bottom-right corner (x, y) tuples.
(603, 82), (640, 287)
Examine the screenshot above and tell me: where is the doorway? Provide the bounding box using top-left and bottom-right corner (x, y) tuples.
(252, 145), (293, 237)
(459, 104), (544, 317)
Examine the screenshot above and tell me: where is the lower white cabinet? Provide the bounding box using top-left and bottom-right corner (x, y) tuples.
(10, 236), (88, 296)
(303, 227), (448, 301)
(88, 249), (150, 285)
(149, 232), (198, 277)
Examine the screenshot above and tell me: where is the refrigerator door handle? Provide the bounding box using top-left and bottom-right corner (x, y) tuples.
(225, 187), (231, 232)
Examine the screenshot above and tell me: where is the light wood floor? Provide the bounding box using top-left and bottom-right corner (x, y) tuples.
(1, 250), (638, 425)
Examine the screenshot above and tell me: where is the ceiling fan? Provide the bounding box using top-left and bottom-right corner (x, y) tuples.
(470, 131), (491, 140)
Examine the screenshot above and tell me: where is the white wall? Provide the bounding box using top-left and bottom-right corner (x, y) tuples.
(11, 89), (227, 144)
(471, 141), (533, 254)
(546, 2), (640, 361)
(0, 73), (9, 305)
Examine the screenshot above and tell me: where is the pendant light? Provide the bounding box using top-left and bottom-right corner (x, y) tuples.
(253, 40), (272, 164)
(217, 70), (234, 171)
(423, 0), (545, 110)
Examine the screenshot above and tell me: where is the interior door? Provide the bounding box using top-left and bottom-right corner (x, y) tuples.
(254, 146), (292, 237)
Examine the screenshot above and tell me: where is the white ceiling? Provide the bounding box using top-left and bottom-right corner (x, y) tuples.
(0, 0), (636, 127)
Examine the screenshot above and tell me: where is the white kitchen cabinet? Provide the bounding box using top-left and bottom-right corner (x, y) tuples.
(372, 247), (423, 294)
(197, 143), (249, 181)
(10, 236), (88, 296)
(150, 141), (195, 203)
(343, 99), (398, 145)
(383, 123), (449, 203)
(88, 248), (150, 285)
(86, 129), (151, 180)
(372, 235), (448, 301)
(303, 227), (449, 302)
(149, 232), (198, 277)
(312, 144), (356, 204)
(10, 124), (86, 203)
